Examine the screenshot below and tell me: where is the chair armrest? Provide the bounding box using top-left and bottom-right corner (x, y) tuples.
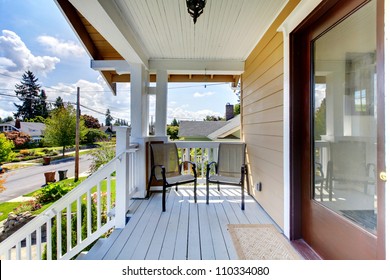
(151, 164), (165, 181)
(315, 162), (324, 178)
(181, 161), (197, 177)
(206, 161), (218, 178)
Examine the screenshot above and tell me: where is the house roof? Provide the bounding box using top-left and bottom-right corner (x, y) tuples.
(178, 121), (227, 138)
(208, 114), (240, 140)
(55, 0), (288, 91)
(0, 122), (45, 137)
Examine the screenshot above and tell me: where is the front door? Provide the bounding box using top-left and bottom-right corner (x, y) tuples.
(291, 0), (385, 259)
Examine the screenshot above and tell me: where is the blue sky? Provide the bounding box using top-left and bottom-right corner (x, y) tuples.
(0, 0), (238, 124)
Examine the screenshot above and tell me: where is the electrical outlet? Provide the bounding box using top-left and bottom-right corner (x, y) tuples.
(256, 182), (262, 191)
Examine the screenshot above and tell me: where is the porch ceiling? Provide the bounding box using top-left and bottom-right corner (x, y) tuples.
(56, 0), (288, 85)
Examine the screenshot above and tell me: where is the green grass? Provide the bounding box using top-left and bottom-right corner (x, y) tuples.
(0, 202), (24, 221)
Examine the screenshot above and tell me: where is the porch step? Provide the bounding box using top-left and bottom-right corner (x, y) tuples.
(78, 229), (122, 260)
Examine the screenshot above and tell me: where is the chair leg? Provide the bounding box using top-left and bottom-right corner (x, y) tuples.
(175, 184), (178, 191)
(241, 182), (245, 210)
(147, 175), (153, 198)
(217, 183), (220, 192)
(162, 186), (166, 212)
(206, 180), (209, 204)
(194, 180), (197, 203)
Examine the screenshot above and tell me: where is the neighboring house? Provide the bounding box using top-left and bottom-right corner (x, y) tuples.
(178, 115), (240, 141)
(0, 121), (45, 142)
(99, 125), (117, 136)
(178, 121), (226, 141)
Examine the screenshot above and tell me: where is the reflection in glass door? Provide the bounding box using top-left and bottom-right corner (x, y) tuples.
(312, 1), (377, 234)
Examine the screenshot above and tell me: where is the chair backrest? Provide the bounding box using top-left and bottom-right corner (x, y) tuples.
(150, 143), (180, 179)
(217, 143), (246, 178)
(330, 141), (367, 178)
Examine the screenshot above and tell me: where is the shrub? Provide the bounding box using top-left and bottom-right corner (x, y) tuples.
(19, 149), (31, 156)
(13, 200), (42, 214)
(89, 144), (115, 173)
(0, 133), (15, 163)
(4, 131), (31, 148)
(34, 183), (73, 204)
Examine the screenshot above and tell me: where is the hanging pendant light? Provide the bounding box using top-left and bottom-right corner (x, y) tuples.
(186, 0), (206, 24)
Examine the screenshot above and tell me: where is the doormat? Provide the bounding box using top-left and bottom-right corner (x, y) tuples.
(340, 210), (377, 233)
(227, 224), (302, 260)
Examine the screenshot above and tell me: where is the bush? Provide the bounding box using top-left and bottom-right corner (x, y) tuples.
(19, 149), (31, 156)
(34, 183), (73, 204)
(82, 129), (108, 144)
(13, 200), (42, 214)
(0, 133), (15, 163)
(89, 144), (115, 173)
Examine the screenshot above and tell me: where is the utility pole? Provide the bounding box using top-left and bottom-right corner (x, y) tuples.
(75, 87), (80, 182)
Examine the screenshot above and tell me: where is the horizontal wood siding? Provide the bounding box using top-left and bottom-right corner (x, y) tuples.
(242, 0), (301, 228)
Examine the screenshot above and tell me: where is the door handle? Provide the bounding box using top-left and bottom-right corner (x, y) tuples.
(379, 171), (387, 182)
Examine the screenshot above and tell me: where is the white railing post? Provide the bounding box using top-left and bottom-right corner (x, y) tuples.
(115, 126), (130, 228)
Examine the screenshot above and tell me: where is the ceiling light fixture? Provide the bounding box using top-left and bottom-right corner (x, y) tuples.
(186, 0), (206, 24)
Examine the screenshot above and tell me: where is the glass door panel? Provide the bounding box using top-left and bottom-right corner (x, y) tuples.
(312, 1), (377, 234)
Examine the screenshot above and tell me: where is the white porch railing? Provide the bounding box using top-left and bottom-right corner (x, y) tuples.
(175, 141), (239, 182)
(0, 146), (138, 260)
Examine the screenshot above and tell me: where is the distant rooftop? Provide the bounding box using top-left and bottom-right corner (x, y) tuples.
(178, 121), (227, 138)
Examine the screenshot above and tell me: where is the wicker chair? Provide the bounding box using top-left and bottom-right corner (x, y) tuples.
(148, 143), (197, 212)
(206, 143), (248, 210)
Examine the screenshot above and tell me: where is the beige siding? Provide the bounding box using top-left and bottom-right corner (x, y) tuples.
(242, 0), (301, 228)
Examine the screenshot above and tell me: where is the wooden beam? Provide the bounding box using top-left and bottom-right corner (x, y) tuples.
(56, 0), (101, 59)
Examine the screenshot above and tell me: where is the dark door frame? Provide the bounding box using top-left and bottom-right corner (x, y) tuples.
(289, 0), (385, 259)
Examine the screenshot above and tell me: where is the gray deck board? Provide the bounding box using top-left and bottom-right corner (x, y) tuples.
(88, 185), (276, 260)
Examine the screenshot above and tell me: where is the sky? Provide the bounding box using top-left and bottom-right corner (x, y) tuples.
(0, 0), (238, 125)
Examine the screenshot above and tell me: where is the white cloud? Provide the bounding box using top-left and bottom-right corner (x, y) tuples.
(0, 30), (60, 77)
(193, 91), (215, 98)
(37, 35), (85, 58)
(167, 105), (222, 122)
(46, 79), (131, 123)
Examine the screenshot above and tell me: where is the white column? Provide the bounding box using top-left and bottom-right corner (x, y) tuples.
(155, 69), (168, 136)
(129, 63), (149, 198)
(115, 126), (130, 228)
(130, 63), (149, 140)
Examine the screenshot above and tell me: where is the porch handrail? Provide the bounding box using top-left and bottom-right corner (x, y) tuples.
(174, 141), (242, 180)
(0, 147), (138, 260)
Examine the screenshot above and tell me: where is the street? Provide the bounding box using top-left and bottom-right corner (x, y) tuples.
(0, 155), (92, 203)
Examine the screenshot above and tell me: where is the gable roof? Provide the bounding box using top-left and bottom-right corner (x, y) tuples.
(178, 121), (227, 138)
(0, 122), (45, 137)
(208, 114), (240, 140)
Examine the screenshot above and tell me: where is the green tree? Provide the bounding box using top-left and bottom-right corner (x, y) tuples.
(0, 133), (15, 163)
(54, 96), (64, 110)
(204, 115), (224, 121)
(0, 116), (13, 123)
(166, 125), (179, 140)
(35, 89), (49, 119)
(234, 104), (240, 116)
(171, 118), (179, 126)
(105, 109), (113, 126)
(44, 105), (87, 156)
(14, 70), (42, 121)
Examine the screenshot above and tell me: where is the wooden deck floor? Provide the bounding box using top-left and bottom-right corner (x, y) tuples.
(85, 186), (278, 260)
